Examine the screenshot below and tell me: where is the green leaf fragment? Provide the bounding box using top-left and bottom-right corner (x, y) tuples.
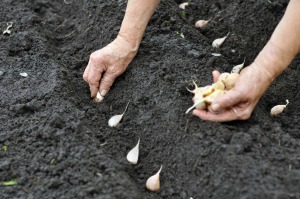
(2, 146), (8, 151)
(2, 179), (17, 186)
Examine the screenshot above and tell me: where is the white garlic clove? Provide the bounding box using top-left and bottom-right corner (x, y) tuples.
(195, 20), (209, 28)
(270, 100), (289, 116)
(94, 91), (104, 103)
(108, 100), (130, 127)
(146, 165), (162, 192)
(20, 72), (28, 77)
(212, 32), (230, 48)
(108, 114), (123, 127)
(231, 58), (245, 74)
(185, 99), (205, 114)
(126, 138), (140, 164)
(179, 2), (189, 9)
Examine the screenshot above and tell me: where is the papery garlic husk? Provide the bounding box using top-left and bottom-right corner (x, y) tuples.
(179, 2), (189, 9)
(231, 59), (245, 74)
(146, 165), (162, 192)
(222, 73), (239, 90)
(127, 139), (140, 164)
(270, 100), (289, 116)
(195, 20), (209, 28)
(212, 32), (230, 48)
(94, 91), (104, 103)
(204, 90), (226, 104)
(20, 72), (28, 77)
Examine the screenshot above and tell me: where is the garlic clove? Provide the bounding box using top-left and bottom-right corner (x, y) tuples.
(270, 100), (289, 116)
(94, 91), (104, 103)
(212, 81), (225, 90)
(212, 32), (230, 48)
(195, 20), (209, 28)
(146, 165), (162, 192)
(126, 139), (140, 164)
(231, 58), (245, 74)
(218, 72), (230, 82)
(108, 114), (123, 127)
(185, 98), (205, 114)
(222, 73), (239, 90)
(179, 2), (189, 9)
(108, 100), (130, 127)
(194, 93), (206, 110)
(204, 90), (225, 104)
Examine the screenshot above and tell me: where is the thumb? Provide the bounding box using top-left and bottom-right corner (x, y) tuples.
(99, 72), (118, 97)
(210, 89), (243, 112)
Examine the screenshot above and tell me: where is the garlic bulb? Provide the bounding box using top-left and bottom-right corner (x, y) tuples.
(231, 58), (245, 74)
(146, 165), (162, 192)
(94, 91), (104, 103)
(126, 139), (140, 164)
(108, 100), (130, 127)
(179, 2), (189, 9)
(212, 32), (230, 48)
(195, 20), (209, 28)
(270, 100), (289, 116)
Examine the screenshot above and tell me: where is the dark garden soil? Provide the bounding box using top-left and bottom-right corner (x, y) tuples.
(1, 0), (300, 198)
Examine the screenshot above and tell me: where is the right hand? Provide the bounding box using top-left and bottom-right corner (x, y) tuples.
(83, 36), (138, 98)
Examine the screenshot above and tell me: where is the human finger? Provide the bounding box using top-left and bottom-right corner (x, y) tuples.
(192, 108), (238, 122)
(87, 63), (104, 98)
(99, 71), (119, 97)
(212, 70), (221, 83)
(210, 89), (244, 112)
(83, 63), (90, 83)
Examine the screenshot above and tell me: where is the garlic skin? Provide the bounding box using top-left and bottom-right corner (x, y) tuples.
(270, 100), (289, 116)
(212, 32), (230, 48)
(231, 59), (245, 74)
(126, 139), (140, 164)
(179, 2), (189, 9)
(94, 91), (104, 103)
(20, 72), (28, 77)
(146, 165), (162, 192)
(195, 20), (209, 28)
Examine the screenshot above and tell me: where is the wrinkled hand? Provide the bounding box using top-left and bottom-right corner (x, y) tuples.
(192, 62), (274, 122)
(83, 36), (137, 99)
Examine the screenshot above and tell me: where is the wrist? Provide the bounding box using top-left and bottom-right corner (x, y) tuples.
(254, 41), (293, 80)
(117, 32), (141, 53)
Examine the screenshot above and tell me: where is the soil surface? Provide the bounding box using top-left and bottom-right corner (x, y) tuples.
(1, 0), (300, 198)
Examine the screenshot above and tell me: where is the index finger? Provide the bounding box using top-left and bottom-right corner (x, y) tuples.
(86, 61), (104, 98)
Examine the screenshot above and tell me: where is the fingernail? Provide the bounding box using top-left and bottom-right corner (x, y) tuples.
(100, 90), (108, 97)
(211, 103), (220, 111)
